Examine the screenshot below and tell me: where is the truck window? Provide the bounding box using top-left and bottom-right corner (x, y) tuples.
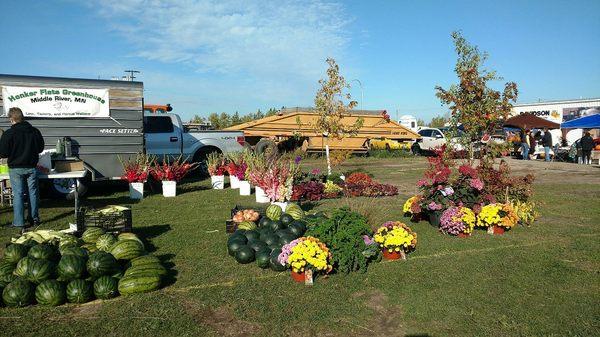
(431, 130), (442, 138)
(419, 129), (432, 137)
(144, 116), (174, 133)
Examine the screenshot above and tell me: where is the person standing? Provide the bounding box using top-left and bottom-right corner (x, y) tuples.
(528, 130), (537, 159)
(542, 128), (553, 162)
(580, 131), (594, 165)
(0, 107), (45, 233)
(520, 128), (530, 160)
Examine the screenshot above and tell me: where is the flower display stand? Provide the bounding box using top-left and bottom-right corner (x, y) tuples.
(129, 182), (144, 200)
(230, 175), (240, 189)
(211, 175), (225, 189)
(255, 186), (269, 203)
(239, 181), (251, 195)
(162, 181), (177, 197)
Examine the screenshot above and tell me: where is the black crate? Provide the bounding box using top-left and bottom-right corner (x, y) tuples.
(76, 206), (132, 234)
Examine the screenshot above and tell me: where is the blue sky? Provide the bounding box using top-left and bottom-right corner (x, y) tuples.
(1, 0), (599, 122)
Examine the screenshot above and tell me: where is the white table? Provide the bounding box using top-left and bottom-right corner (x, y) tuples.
(1, 170), (87, 228)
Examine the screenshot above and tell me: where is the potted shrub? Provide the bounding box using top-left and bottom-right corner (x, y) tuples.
(278, 237), (332, 284)
(207, 152), (226, 189)
(403, 195), (423, 222)
(150, 156), (197, 197)
(119, 154), (149, 200)
(440, 206), (476, 237)
(373, 221), (417, 260)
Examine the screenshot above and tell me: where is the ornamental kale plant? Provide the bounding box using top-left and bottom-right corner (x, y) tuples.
(305, 208), (376, 274)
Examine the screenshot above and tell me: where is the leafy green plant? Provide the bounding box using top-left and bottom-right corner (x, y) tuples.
(305, 208), (376, 274)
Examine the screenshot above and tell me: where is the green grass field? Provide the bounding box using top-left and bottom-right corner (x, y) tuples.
(0, 157), (598, 337)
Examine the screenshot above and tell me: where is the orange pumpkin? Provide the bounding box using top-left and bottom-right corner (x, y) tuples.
(595, 144), (600, 151)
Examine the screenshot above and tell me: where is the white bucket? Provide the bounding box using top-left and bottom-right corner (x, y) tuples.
(230, 175), (240, 189)
(239, 181), (251, 196)
(211, 175), (225, 189)
(271, 201), (288, 212)
(255, 186), (270, 203)
(129, 182), (144, 200)
(162, 180), (177, 197)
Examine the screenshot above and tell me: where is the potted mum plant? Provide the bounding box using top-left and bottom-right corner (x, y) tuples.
(150, 156), (197, 197)
(373, 221), (417, 260)
(206, 152), (226, 189)
(278, 236), (332, 284)
(477, 203), (519, 235)
(440, 206), (476, 237)
(119, 153), (150, 200)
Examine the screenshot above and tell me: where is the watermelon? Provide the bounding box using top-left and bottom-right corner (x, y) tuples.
(275, 229), (293, 238)
(269, 249), (287, 272)
(57, 255), (86, 281)
(96, 234), (117, 252)
(256, 249), (271, 269)
(236, 221), (257, 231)
(285, 204), (305, 220)
(110, 240), (144, 260)
(259, 229), (275, 241)
(258, 217), (270, 228)
(60, 246), (89, 259)
(0, 261), (16, 277)
(0, 273), (17, 288)
(66, 279), (93, 303)
(130, 255), (161, 268)
(58, 234), (80, 249)
(227, 241), (246, 257)
(82, 227), (106, 244)
(269, 220), (285, 232)
(124, 264), (167, 278)
(2, 278), (34, 307)
(26, 259), (54, 283)
(112, 270), (124, 279)
(243, 230), (260, 242)
(35, 279), (66, 306)
(28, 244), (56, 260)
(81, 243), (98, 253)
(234, 246), (255, 264)
(266, 204), (283, 220)
(87, 251), (118, 278)
(93, 276), (119, 299)
(3, 244), (28, 263)
(118, 275), (161, 295)
(278, 234), (296, 245)
(14, 257), (35, 278)
(288, 223), (306, 237)
(248, 240), (268, 252)
(228, 234), (247, 246)
(280, 214), (294, 226)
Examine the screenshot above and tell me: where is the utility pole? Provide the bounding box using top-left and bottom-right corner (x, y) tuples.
(124, 70), (140, 81)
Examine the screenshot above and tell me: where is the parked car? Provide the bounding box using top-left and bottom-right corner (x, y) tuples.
(411, 127), (464, 155)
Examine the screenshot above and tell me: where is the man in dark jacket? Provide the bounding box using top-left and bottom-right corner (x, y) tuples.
(542, 128), (553, 162)
(0, 107), (45, 232)
(580, 131), (594, 165)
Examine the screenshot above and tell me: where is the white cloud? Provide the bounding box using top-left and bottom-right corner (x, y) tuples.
(88, 0), (351, 82)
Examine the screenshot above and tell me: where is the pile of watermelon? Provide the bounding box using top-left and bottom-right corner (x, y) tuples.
(227, 203), (310, 270)
(0, 228), (168, 308)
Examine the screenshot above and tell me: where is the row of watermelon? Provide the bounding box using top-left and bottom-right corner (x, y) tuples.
(0, 229), (167, 307)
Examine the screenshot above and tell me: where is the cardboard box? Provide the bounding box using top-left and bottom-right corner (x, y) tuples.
(54, 160), (84, 172)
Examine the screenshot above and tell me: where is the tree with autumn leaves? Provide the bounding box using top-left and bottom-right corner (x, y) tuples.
(436, 31), (518, 161)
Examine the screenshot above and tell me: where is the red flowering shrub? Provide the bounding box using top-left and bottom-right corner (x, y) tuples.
(291, 181), (325, 201)
(345, 172), (373, 185)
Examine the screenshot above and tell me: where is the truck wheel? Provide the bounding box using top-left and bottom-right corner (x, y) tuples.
(193, 147), (221, 177)
(255, 139), (277, 155)
(50, 178), (88, 200)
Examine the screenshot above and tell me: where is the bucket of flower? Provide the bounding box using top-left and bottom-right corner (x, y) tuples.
(278, 236), (332, 285)
(477, 203), (519, 235)
(150, 156), (198, 197)
(207, 153), (226, 189)
(374, 221), (417, 260)
(440, 206), (476, 238)
(119, 153), (150, 200)
(246, 152), (298, 206)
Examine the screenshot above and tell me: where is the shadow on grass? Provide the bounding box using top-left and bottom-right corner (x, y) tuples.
(156, 253), (178, 287)
(134, 224), (172, 253)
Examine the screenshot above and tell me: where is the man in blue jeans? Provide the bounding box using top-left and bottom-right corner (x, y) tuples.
(542, 127), (553, 162)
(0, 107), (45, 233)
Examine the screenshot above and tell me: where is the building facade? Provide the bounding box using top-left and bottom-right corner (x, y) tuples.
(510, 98), (600, 124)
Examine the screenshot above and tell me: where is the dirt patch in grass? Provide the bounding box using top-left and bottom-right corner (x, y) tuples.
(180, 298), (260, 337)
(349, 290), (405, 336)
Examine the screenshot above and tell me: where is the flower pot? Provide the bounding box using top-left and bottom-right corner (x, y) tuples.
(162, 181), (177, 197)
(492, 225), (505, 235)
(382, 249), (405, 260)
(409, 213), (422, 223)
(428, 211), (442, 227)
(271, 201), (288, 212)
(255, 186), (269, 203)
(239, 181), (251, 196)
(211, 175), (225, 189)
(230, 175), (240, 189)
(457, 232), (471, 238)
(291, 270), (305, 283)
(129, 182), (144, 200)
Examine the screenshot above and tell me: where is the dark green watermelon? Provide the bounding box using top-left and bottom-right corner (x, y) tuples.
(60, 245), (88, 259)
(275, 229), (293, 238)
(269, 249), (287, 272)
(2, 278), (34, 307)
(269, 220), (285, 232)
(261, 233), (279, 246)
(256, 249), (271, 269)
(26, 259), (54, 283)
(0, 261), (16, 277)
(57, 255), (86, 281)
(248, 240), (268, 252)
(280, 214), (294, 226)
(0, 273), (17, 288)
(279, 234), (296, 245)
(66, 279), (93, 303)
(268, 241), (283, 251)
(14, 256), (35, 278)
(288, 222), (306, 236)
(35, 279), (66, 306)
(87, 251), (118, 278)
(28, 244), (56, 260)
(234, 246), (255, 264)
(243, 230), (260, 242)
(93, 276), (119, 299)
(228, 233), (247, 246)
(259, 229), (274, 240)
(258, 217), (270, 228)
(227, 241), (246, 257)
(3, 244), (28, 263)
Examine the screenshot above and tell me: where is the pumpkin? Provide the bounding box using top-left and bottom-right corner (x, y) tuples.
(594, 144), (600, 151)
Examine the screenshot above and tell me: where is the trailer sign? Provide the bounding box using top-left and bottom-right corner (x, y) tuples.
(2, 85), (110, 118)
(99, 128), (140, 134)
